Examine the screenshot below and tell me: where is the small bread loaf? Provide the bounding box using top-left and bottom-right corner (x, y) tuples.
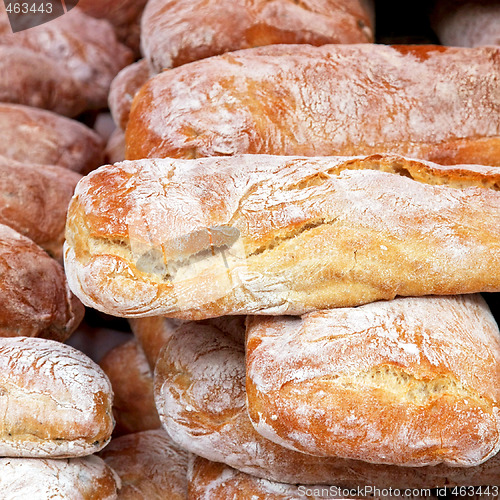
(0, 158), (81, 260)
(0, 104), (103, 174)
(126, 44), (500, 166)
(246, 295), (500, 466)
(0, 9), (132, 115)
(65, 154), (500, 320)
(0, 224), (84, 340)
(0, 336), (114, 457)
(154, 317), (500, 486)
(0, 456), (120, 499)
(109, 59), (152, 131)
(99, 338), (161, 436)
(141, 0), (374, 71)
(99, 429), (190, 499)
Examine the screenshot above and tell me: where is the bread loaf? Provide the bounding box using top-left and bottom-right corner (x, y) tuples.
(141, 0), (374, 71)
(65, 154), (500, 320)
(0, 224), (84, 340)
(99, 429), (190, 499)
(0, 336), (114, 457)
(126, 44), (500, 166)
(154, 316), (500, 486)
(0, 456), (120, 499)
(0, 104), (103, 174)
(0, 158), (81, 260)
(99, 338), (161, 436)
(246, 295), (500, 466)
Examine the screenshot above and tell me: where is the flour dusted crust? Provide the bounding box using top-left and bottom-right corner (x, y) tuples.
(0, 9), (132, 115)
(99, 338), (161, 436)
(0, 224), (84, 340)
(0, 337), (114, 457)
(0, 158), (81, 260)
(126, 44), (500, 166)
(141, 0), (374, 72)
(0, 104), (103, 174)
(153, 317), (500, 486)
(99, 429), (190, 499)
(246, 295), (500, 467)
(0, 456), (120, 499)
(65, 154), (500, 320)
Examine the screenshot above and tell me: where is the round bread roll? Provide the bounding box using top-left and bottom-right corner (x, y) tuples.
(100, 428), (190, 499)
(0, 456), (120, 499)
(0, 158), (81, 260)
(141, 0), (374, 71)
(0, 336), (114, 457)
(0, 104), (103, 174)
(0, 224), (84, 340)
(99, 338), (161, 436)
(126, 44), (500, 166)
(154, 316), (500, 486)
(246, 295), (500, 466)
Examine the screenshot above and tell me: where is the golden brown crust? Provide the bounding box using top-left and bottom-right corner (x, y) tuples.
(0, 456), (120, 499)
(99, 338), (161, 436)
(126, 44), (500, 166)
(65, 154), (500, 319)
(0, 158), (81, 260)
(246, 295), (500, 466)
(0, 9), (132, 115)
(99, 429), (190, 499)
(154, 316), (500, 486)
(0, 337), (114, 457)
(0, 104), (104, 174)
(0, 224), (84, 341)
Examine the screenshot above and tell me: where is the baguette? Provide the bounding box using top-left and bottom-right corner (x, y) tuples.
(0, 224), (84, 340)
(246, 295), (500, 466)
(0, 456), (120, 499)
(126, 44), (500, 166)
(141, 0), (374, 71)
(65, 154), (500, 320)
(0, 337), (114, 457)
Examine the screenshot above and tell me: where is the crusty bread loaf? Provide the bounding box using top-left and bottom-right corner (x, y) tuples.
(109, 59), (152, 131)
(99, 338), (161, 436)
(141, 0), (374, 72)
(0, 224), (84, 340)
(0, 336), (114, 457)
(0, 158), (81, 260)
(246, 295), (500, 466)
(0, 104), (103, 174)
(126, 44), (500, 166)
(65, 154), (500, 320)
(0, 456), (120, 499)
(154, 316), (500, 486)
(99, 429), (190, 499)
(0, 9), (132, 115)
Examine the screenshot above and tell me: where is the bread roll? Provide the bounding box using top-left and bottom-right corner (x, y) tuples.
(126, 44), (500, 166)
(0, 104), (103, 174)
(0, 9), (132, 115)
(109, 59), (153, 131)
(99, 429), (190, 499)
(0, 224), (84, 340)
(0, 158), (81, 260)
(105, 129), (126, 164)
(246, 295), (500, 466)
(0, 336), (114, 457)
(141, 0), (374, 71)
(65, 154), (500, 320)
(99, 338), (161, 436)
(0, 456), (120, 499)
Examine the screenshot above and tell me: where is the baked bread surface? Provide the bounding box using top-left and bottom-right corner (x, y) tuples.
(65, 154), (500, 319)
